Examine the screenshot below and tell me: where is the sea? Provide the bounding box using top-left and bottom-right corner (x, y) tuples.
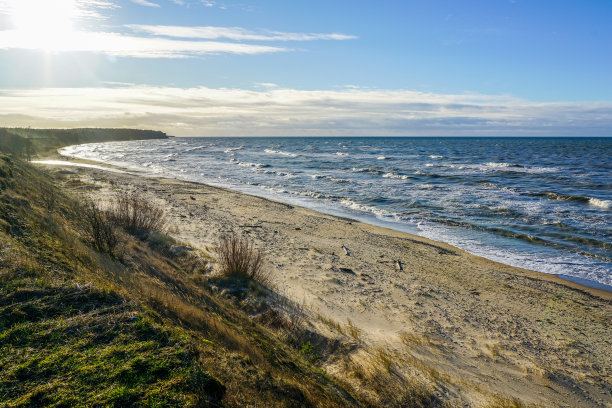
(59, 137), (612, 289)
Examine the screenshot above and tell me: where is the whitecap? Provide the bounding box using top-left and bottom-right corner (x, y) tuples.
(485, 162), (512, 168)
(264, 148), (298, 157)
(224, 146), (244, 154)
(382, 172), (411, 180)
(351, 167), (381, 174)
(185, 145), (206, 152)
(237, 161), (270, 168)
(428, 155), (443, 159)
(588, 198), (611, 209)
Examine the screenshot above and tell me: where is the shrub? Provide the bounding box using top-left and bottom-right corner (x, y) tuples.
(110, 193), (166, 236)
(216, 235), (268, 285)
(81, 201), (119, 256)
(40, 183), (57, 213)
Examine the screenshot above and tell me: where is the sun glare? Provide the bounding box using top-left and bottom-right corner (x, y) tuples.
(10, 0), (78, 50)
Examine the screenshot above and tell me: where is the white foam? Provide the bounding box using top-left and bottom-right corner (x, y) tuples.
(335, 152), (348, 156)
(377, 156), (388, 160)
(382, 172), (410, 180)
(32, 160), (128, 174)
(485, 162), (511, 168)
(339, 198), (397, 218)
(428, 155), (443, 159)
(237, 161), (269, 168)
(185, 145), (207, 152)
(588, 198), (611, 209)
(264, 148), (298, 157)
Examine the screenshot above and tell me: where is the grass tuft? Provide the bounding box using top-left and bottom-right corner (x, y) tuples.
(216, 234), (269, 286)
(110, 192), (166, 236)
(80, 200), (119, 257)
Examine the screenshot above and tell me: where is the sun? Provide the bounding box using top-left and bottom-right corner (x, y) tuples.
(10, 0), (78, 50)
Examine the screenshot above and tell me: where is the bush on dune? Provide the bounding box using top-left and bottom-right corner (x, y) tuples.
(110, 192), (166, 236)
(216, 234), (269, 286)
(81, 201), (119, 257)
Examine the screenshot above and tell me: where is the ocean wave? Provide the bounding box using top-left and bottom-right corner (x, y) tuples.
(264, 148), (299, 157)
(300, 190), (342, 200)
(485, 162), (513, 168)
(382, 172), (411, 180)
(339, 198), (397, 218)
(335, 152), (349, 156)
(444, 164), (469, 170)
(162, 153), (179, 162)
(434, 218), (611, 260)
(483, 162), (559, 174)
(479, 182), (518, 193)
(377, 156), (388, 160)
(588, 198), (611, 209)
(428, 155), (443, 159)
(237, 161), (271, 168)
(351, 167), (382, 175)
(224, 146), (244, 154)
(532, 191), (610, 208)
(184, 145), (207, 152)
(258, 169), (294, 177)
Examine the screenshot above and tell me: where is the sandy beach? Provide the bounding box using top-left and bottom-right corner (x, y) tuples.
(41, 160), (612, 407)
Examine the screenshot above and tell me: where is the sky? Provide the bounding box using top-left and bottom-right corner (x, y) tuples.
(0, 0), (611, 136)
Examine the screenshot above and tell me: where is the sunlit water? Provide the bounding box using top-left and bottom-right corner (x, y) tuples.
(60, 137), (612, 288)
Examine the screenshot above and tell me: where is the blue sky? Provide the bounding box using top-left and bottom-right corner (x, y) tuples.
(0, 0), (611, 136)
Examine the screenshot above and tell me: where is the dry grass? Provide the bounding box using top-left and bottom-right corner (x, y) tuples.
(110, 192), (166, 236)
(216, 234), (269, 286)
(80, 201), (119, 257)
(485, 395), (531, 408)
(335, 347), (445, 408)
(346, 319), (362, 341)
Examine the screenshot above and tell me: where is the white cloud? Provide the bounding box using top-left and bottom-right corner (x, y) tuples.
(131, 0), (160, 7)
(255, 82), (279, 89)
(127, 25), (357, 41)
(0, 30), (287, 57)
(0, 85), (610, 136)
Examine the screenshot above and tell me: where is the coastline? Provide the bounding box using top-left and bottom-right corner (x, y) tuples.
(36, 155), (612, 407)
(38, 155), (612, 299)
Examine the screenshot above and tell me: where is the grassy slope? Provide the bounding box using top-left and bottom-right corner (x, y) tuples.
(0, 154), (361, 407)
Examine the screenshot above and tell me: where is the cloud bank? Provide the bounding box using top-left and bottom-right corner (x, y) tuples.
(0, 30), (287, 57)
(0, 85), (610, 136)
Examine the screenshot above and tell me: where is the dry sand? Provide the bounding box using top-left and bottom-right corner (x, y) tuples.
(42, 160), (612, 407)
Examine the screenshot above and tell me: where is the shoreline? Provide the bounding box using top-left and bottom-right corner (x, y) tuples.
(36, 156), (612, 406)
(38, 155), (612, 299)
